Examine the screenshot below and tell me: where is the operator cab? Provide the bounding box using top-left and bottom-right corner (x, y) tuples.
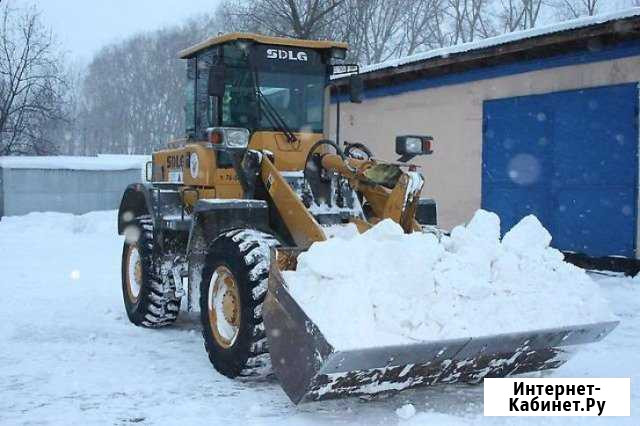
(178, 33), (356, 147)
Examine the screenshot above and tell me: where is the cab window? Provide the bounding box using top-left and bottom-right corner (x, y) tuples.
(195, 49), (220, 138)
(184, 58), (196, 138)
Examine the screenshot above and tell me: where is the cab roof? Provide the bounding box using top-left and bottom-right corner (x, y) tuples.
(178, 32), (348, 59)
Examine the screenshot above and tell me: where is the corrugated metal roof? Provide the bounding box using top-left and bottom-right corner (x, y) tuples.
(340, 8), (640, 79)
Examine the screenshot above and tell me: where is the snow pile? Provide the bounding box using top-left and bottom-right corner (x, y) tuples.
(284, 210), (613, 350)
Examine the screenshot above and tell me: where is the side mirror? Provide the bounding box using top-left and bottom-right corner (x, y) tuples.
(208, 64), (225, 97)
(349, 75), (363, 103)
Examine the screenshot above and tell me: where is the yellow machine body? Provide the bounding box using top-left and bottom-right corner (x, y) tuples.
(151, 131), (328, 213)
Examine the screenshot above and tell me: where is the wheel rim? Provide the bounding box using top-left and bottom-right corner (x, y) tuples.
(208, 266), (241, 348)
(125, 244), (142, 303)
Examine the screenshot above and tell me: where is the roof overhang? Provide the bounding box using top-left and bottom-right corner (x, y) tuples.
(178, 32), (348, 59)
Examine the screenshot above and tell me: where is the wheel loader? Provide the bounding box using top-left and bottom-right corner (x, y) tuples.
(117, 32), (618, 404)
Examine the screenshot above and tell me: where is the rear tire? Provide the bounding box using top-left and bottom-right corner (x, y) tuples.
(121, 215), (180, 327)
(200, 229), (278, 377)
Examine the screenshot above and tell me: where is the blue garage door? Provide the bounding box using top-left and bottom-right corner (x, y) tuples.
(482, 83), (638, 257)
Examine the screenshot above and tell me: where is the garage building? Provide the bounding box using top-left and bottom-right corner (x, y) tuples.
(331, 9), (640, 261)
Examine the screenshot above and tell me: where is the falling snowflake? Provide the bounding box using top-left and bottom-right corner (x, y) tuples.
(507, 154), (541, 185)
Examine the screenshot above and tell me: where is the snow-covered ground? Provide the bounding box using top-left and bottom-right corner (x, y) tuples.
(0, 211), (637, 425)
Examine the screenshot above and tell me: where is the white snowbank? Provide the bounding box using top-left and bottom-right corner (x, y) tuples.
(285, 210), (613, 350)
(0, 154), (149, 170)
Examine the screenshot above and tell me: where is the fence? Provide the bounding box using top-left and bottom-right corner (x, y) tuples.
(0, 156), (147, 217)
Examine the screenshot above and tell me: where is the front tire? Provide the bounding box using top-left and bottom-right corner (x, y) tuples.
(200, 229), (278, 377)
(121, 215), (180, 327)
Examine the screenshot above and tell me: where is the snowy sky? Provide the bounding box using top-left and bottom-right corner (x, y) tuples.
(29, 0), (220, 62)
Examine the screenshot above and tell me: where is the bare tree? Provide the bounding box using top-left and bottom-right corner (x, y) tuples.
(553, 0), (600, 18)
(428, 1), (454, 48)
(216, 0), (271, 33)
(76, 15), (221, 155)
(521, 0), (545, 28)
(398, 0), (446, 56)
(219, 0), (404, 63)
(0, 2), (70, 155)
(359, 0), (405, 63)
(330, 0), (368, 60)
(497, 0), (526, 31)
(222, 0), (344, 39)
(219, 0), (501, 63)
(445, 0), (496, 44)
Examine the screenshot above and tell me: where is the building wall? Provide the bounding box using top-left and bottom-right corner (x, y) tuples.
(0, 168), (143, 216)
(330, 55), (640, 250)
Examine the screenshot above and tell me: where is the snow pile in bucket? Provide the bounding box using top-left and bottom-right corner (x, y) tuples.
(284, 210), (614, 350)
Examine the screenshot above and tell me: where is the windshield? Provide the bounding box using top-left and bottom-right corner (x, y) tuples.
(221, 70), (325, 133)
(220, 43), (326, 134)
(258, 72), (324, 133)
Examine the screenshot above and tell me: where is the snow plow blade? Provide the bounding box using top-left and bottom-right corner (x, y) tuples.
(263, 247), (619, 404)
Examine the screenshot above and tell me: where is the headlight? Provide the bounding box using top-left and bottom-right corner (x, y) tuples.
(224, 128), (250, 148)
(404, 137), (423, 154)
(207, 127), (250, 149)
(330, 47), (347, 60)
(395, 135), (434, 161)
(189, 152), (199, 178)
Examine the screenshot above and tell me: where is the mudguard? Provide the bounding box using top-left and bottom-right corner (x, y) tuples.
(117, 183), (157, 234)
(117, 183), (184, 234)
(186, 199), (271, 255)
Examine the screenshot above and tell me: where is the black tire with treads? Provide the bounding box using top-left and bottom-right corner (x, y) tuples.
(121, 215), (180, 327)
(200, 229), (278, 377)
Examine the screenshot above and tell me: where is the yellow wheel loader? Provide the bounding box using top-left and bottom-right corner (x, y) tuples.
(117, 33), (618, 404)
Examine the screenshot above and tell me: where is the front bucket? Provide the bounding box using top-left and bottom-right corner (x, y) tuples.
(262, 247), (619, 404)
